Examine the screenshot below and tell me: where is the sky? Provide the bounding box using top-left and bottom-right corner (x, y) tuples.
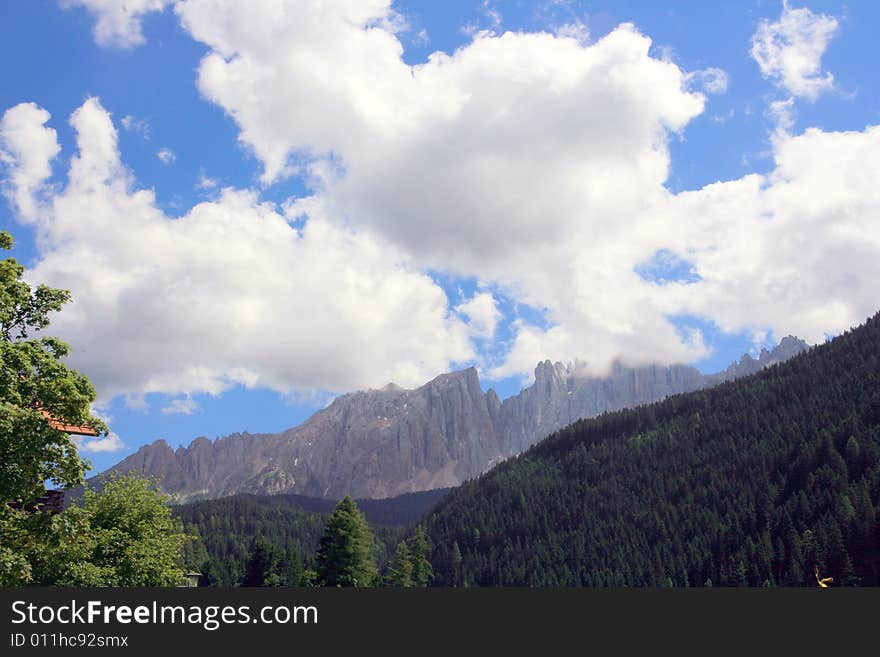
(1, 0), (878, 473)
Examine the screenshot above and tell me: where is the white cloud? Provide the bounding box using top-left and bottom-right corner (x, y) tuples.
(170, 0), (880, 384)
(175, 1), (710, 377)
(645, 124), (880, 345)
(0, 98), (474, 401)
(61, 0), (171, 48)
(456, 292), (502, 340)
(156, 148), (176, 165)
(120, 114), (150, 139)
(0, 103), (60, 222)
(196, 170), (218, 190)
(161, 397), (198, 415)
(6, 2), (879, 398)
(686, 67), (729, 95)
(767, 97), (796, 134)
(750, 2), (839, 101)
(76, 431), (125, 453)
(413, 29), (429, 47)
(553, 21), (590, 45)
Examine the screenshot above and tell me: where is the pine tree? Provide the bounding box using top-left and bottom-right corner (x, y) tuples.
(450, 541), (463, 587)
(241, 539), (276, 587)
(409, 525), (433, 587)
(386, 541), (413, 587)
(315, 496), (377, 587)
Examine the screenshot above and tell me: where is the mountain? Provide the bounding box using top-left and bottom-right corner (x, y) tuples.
(104, 367), (502, 500)
(421, 314), (880, 586)
(97, 337), (808, 501)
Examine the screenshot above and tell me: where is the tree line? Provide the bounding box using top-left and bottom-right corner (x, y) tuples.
(179, 493), (433, 587)
(423, 311), (880, 586)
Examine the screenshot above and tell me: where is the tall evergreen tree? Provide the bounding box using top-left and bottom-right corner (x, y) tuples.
(241, 539), (276, 587)
(409, 525), (433, 587)
(386, 541), (413, 587)
(315, 496), (377, 587)
(450, 541), (463, 587)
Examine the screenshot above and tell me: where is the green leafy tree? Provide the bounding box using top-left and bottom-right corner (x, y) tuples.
(0, 231), (106, 505)
(386, 540), (413, 587)
(1, 230), (106, 586)
(77, 475), (191, 586)
(409, 525), (433, 587)
(0, 506), (38, 585)
(5, 474), (191, 586)
(1, 233), (191, 587)
(315, 496), (377, 587)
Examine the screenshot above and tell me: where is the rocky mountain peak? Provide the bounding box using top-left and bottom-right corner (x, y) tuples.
(99, 336), (810, 502)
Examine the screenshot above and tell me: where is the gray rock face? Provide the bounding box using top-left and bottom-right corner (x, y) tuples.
(102, 338), (809, 501)
(498, 360), (706, 457)
(105, 367), (503, 501)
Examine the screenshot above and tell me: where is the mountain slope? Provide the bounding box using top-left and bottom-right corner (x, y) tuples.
(100, 338), (807, 501)
(422, 315), (880, 586)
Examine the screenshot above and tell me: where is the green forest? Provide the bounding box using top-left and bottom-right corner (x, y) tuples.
(423, 312), (880, 586)
(176, 490), (446, 586)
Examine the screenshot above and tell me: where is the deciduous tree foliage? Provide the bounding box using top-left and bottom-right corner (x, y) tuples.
(0, 230), (105, 505)
(425, 313), (880, 587)
(79, 475), (192, 586)
(4, 475), (192, 586)
(1, 231), (187, 586)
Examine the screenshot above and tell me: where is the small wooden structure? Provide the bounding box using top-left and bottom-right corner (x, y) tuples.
(7, 489), (66, 514)
(180, 571), (203, 587)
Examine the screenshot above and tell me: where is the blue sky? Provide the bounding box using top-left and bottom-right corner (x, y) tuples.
(1, 1), (878, 473)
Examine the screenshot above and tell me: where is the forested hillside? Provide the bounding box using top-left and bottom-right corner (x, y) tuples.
(176, 489), (448, 585)
(424, 314), (880, 586)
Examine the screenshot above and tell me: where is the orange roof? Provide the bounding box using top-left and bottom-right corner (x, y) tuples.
(39, 409), (99, 436)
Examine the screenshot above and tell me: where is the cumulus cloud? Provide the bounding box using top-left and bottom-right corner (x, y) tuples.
(767, 97), (796, 135)
(175, 1), (712, 377)
(686, 67), (729, 95)
(170, 0), (880, 383)
(0, 103), (60, 222)
(61, 0), (171, 48)
(156, 148), (175, 165)
(0, 98), (474, 401)
(750, 2), (839, 100)
(553, 21), (590, 45)
(645, 124), (880, 345)
(456, 292), (502, 340)
(162, 397), (198, 415)
(76, 431), (125, 453)
(5, 1), (879, 399)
